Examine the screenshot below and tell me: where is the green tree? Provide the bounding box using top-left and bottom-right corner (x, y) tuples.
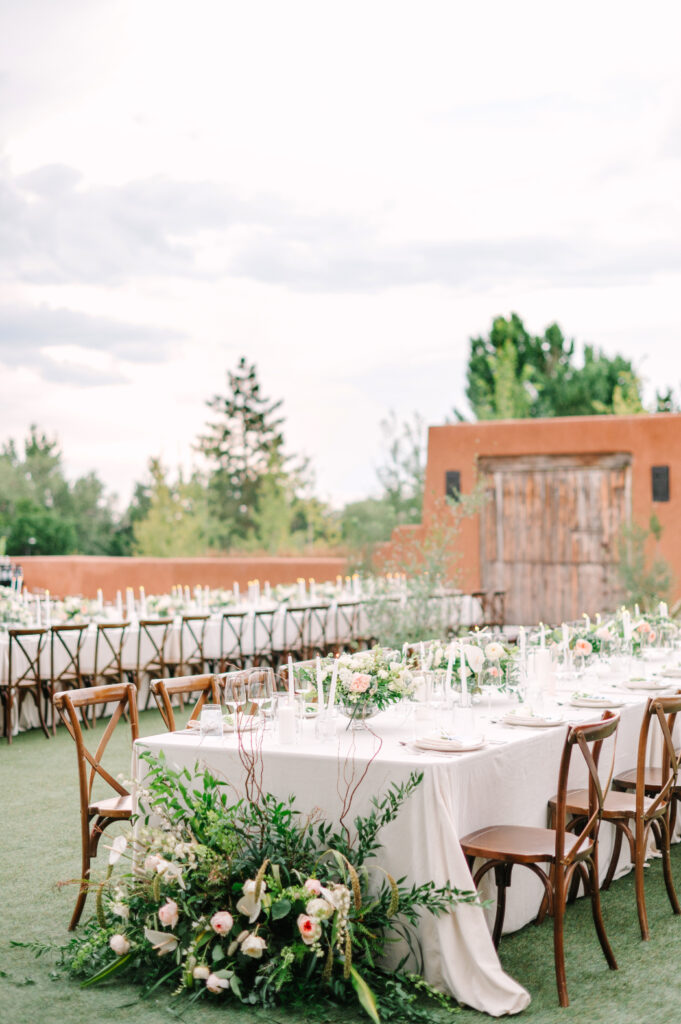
(0, 426), (119, 556)
(461, 314), (645, 420)
(132, 459), (216, 557)
(198, 357), (314, 551)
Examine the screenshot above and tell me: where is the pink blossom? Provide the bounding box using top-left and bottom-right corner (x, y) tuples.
(158, 899), (179, 929)
(348, 673), (371, 693)
(297, 913), (322, 945)
(575, 639), (593, 656)
(210, 911), (234, 935)
(304, 878), (322, 894)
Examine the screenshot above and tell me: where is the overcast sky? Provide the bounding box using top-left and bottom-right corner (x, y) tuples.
(2, 0), (681, 509)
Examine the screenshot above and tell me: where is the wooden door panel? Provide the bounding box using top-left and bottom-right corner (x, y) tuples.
(479, 454), (631, 624)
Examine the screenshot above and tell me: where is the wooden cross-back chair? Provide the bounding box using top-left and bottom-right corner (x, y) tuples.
(583, 692), (681, 939)
(218, 609), (249, 671)
(93, 621), (129, 687)
(151, 672), (220, 732)
(280, 605), (309, 663)
(251, 608), (279, 669)
(461, 711), (620, 1008)
(130, 618), (173, 706)
(53, 683), (139, 930)
(334, 600), (361, 653)
(50, 623), (88, 731)
(3, 627), (49, 743)
(179, 613), (209, 675)
(303, 603), (332, 658)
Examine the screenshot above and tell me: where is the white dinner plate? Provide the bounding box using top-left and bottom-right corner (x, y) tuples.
(501, 712), (564, 728)
(570, 695), (626, 708)
(661, 668), (681, 679)
(413, 735), (485, 753)
(623, 679), (671, 691)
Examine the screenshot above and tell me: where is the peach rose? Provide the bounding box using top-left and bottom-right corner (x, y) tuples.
(158, 899), (179, 929)
(304, 878), (322, 895)
(348, 673), (371, 693)
(574, 639), (592, 656)
(206, 973), (229, 993)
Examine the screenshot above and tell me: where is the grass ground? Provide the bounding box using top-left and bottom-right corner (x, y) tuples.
(2, 712), (681, 1024)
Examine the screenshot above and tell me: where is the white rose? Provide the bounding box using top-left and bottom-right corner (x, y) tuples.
(240, 932), (267, 958)
(111, 901), (129, 920)
(305, 897), (335, 920)
(109, 934), (130, 956)
(158, 899), (179, 928)
(484, 642), (505, 661)
(205, 972), (230, 993)
(463, 644), (484, 673)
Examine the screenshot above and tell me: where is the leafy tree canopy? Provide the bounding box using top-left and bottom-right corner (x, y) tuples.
(461, 313), (675, 421)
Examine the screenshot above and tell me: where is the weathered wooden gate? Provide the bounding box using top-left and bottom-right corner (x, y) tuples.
(479, 453), (631, 624)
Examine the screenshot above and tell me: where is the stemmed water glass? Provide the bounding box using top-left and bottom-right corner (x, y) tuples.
(248, 669), (275, 729)
(224, 678), (247, 726)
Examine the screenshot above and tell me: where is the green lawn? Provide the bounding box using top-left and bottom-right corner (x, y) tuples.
(2, 712), (681, 1024)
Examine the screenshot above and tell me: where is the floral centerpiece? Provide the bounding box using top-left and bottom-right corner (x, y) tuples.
(54, 755), (476, 1022)
(331, 647), (415, 725)
(408, 637), (514, 695)
(0, 592), (33, 627)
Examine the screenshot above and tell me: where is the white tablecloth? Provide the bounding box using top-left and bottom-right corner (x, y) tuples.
(133, 685), (668, 1016)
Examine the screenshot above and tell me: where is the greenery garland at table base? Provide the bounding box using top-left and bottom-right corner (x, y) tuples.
(53, 753), (477, 1022)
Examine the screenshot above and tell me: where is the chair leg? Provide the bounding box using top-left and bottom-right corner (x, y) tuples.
(602, 825), (623, 890)
(69, 819), (93, 931)
(553, 864), (569, 1008)
(491, 863), (512, 948)
(659, 816), (681, 916)
(634, 822), (650, 941)
(587, 856), (617, 970)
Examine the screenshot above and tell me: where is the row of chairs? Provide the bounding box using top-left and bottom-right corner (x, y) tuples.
(461, 693), (681, 1006)
(1, 604), (372, 744)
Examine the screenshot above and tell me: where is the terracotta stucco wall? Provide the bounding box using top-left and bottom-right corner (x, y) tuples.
(19, 556), (348, 598)
(399, 413), (681, 597)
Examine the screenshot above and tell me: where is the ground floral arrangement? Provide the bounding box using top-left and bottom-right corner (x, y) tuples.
(54, 754), (477, 1022)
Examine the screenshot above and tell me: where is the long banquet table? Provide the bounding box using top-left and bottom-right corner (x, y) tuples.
(134, 685), (670, 1016)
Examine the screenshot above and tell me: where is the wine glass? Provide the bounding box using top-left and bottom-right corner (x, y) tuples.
(248, 669), (275, 728)
(224, 678), (247, 725)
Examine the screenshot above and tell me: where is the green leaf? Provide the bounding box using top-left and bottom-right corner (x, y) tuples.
(211, 944), (226, 963)
(349, 966), (380, 1024)
(271, 898), (292, 921)
(80, 953), (132, 989)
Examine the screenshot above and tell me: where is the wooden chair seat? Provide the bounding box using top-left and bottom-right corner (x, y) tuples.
(461, 824), (583, 864)
(613, 766), (681, 793)
(88, 794), (133, 818)
(550, 787), (654, 820)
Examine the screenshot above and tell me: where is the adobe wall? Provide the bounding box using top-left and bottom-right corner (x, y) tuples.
(396, 413), (681, 597)
(19, 555), (348, 598)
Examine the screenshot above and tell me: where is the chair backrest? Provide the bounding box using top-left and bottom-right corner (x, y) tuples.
(219, 609), (249, 665)
(53, 683), (139, 808)
(136, 618), (173, 675)
(553, 710), (620, 866)
(335, 600), (360, 646)
(151, 672), (220, 731)
(94, 622), (129, 681)
(8, 628), (48, 685)
(179, 613), (209, 668)
(51, 623), (88, 686)
(635, 693), (681, 820)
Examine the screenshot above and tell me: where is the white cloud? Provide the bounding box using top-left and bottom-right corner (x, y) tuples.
(2, 0), (681, 509)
